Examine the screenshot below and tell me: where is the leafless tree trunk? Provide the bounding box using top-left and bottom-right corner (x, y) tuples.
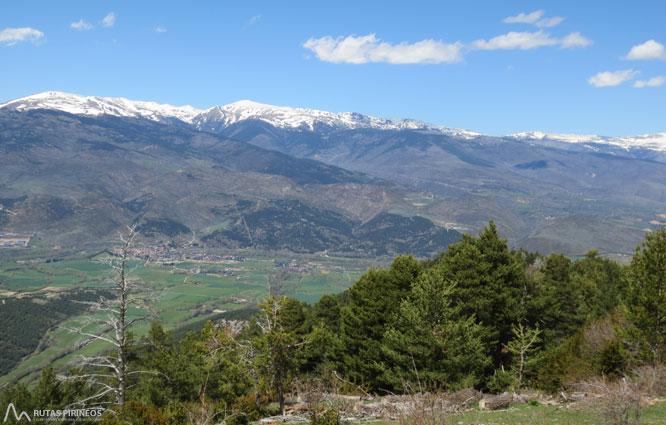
(62, 225), (155, 410)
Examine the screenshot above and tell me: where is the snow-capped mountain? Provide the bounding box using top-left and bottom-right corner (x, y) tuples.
(192, 99), (479, 137)
(3, 91), (665, 152)
(0, 91), (480, 138)
(0, 91), (202, 124)
(506, 131), (666, 152)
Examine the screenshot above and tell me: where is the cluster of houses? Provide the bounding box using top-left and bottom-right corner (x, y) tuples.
(128, 244), (247, 263)
(0, 235), (30, 248)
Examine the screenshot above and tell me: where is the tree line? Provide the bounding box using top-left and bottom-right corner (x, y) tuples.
(1, 222), (665, 424)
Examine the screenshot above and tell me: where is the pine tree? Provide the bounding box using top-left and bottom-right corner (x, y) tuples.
(627, 228), (666, 364)
(338, 255), (420, 391)
(382, 266), (490, 391)
(438, 222), (525, 368)
(528, 253), (588, 348)
(32, 367), (63, 410)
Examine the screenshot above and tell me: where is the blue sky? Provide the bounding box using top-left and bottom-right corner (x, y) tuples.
(1, 0), (664, 136)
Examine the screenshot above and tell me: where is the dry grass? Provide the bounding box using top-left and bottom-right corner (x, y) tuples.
(575, 364), (666, 425)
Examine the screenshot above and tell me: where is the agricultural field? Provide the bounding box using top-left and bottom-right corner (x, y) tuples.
(0, 249), (381, 385)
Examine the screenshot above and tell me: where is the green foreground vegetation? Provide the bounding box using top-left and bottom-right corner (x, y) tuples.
(1, 222), (666, 424)
(396, 401), (666, 425)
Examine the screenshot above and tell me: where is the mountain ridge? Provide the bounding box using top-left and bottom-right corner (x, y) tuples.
(0, 91), (480, 138)
(3, 91), (666, 256)
(2, 91), (665, 152)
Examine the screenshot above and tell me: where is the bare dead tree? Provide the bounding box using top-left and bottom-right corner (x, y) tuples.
(255, 294), (307, 415)
(61, 225), (156, 410)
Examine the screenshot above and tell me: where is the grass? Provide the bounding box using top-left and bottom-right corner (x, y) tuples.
(379, 399), (666, 425)
(206, 220), (230, 233)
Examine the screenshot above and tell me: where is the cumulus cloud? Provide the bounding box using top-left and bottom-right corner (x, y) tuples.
(70, 19), (93, 31)
(560, 32), (593, 48)
(154, 26), (167, 33)
(0, 27), (44, 46)
(588, 70), (638, 87)
(473, 30), (591, 50)
(303, 34), (463, 64)
(624, 39), (666, 61)
(634, 76), (665, 88)
(102, 12), (115, 28)
(503, 10), (564, 27)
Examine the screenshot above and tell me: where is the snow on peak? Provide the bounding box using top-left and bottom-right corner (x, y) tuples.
(0, 91), (482, 138)
(4, 92), (664, 150)
(506, 131), (666, 152)
(195, 99), (482, 137)
(0, 91), (203, 124)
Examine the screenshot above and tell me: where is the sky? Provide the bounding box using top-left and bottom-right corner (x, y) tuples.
(1, 0), (664, 136)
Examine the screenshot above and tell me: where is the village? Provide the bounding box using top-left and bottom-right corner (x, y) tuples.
(0, 233), (31, 248)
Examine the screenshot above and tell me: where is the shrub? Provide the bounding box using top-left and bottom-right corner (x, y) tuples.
(310, 408), (340, 425)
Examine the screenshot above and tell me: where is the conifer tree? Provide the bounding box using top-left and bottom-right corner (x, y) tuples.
(338, 255), (420, 391)
(627, 228), (666, 364)
(439, 222), (525, 368)
(382, 266), (490, 390)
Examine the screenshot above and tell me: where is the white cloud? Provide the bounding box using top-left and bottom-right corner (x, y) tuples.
(634, 76), (665, 88)
(624, 39), (666, 61)
(70, 19), (93, 31)
(154, 26), (167, 33)
(504, 10), (544, 24)
(102, 12), (115, 28)
(473, 30), (590, 50)
(303, 34), (463, 64)
(249, 15), (262, 25)
(536, 16), (565, 28)
(560, 32), (593, 48)
(0, 27), (44, 46)
(588, 70), (638, 87)
(473, 30), (557, 50)
(504, 10), (564, 27)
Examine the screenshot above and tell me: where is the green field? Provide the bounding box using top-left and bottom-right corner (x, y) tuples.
(0, 250), (379, 385)
(374, 400), (666, 425)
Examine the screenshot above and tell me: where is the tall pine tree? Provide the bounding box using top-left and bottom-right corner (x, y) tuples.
(338, 255), (420, 391)
(438, 222), (526, 368)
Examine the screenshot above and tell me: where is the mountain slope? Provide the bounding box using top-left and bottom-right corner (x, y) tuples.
(0, 108), (460, 257)
(2, 91), (665, 255)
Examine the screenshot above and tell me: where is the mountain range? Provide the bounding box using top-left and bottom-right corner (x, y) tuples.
(1, 91), (665, 257)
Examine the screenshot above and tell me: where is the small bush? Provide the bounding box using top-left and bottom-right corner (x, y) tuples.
(485, 369), (516, 394)
(310, 408), (340, 425)
(394, 393), (452, 425)
(576, 365), (665, 425)
(597, 339), (629, 378)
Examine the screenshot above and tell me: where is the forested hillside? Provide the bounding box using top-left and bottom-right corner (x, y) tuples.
(2, 223), (665, 424)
